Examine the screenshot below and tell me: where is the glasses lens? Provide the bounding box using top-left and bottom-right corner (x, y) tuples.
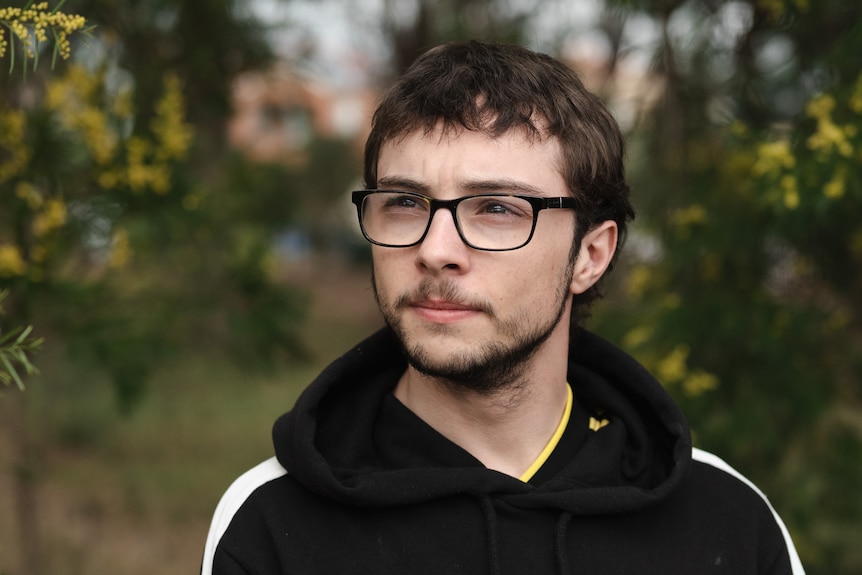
(361, 192), (430, 246)
(457, 195), (535, 250)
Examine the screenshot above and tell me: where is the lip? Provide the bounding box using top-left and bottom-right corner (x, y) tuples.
(409, 299), (481, 323)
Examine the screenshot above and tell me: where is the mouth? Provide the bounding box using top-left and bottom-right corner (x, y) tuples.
(412, 299), (476, 311)
(388, 279), (493, 325)
(408, 298), (483, 324)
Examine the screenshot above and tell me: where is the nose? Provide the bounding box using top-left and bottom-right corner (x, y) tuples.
(414, 208), (471, 274)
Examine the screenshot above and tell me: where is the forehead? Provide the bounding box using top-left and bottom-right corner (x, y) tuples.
(376, 124), (566, 196)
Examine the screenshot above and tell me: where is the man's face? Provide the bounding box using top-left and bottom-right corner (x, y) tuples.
(371, 125), (579, 393)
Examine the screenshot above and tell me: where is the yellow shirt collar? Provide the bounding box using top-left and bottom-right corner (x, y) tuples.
(519, 384), (573, 482)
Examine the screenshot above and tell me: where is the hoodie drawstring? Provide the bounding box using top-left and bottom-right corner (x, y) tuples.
(481, 498), (573, 575)
(555, 511), (574, 573)
(480, 496), (502, 575)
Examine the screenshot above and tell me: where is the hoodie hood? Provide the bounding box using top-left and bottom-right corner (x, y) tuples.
(274, 326), (692, 515)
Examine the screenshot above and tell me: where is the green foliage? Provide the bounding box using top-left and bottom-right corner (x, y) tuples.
(591, 0), (862, 572)
(0, 0), (354, 412)
(0, 290), (42, 390)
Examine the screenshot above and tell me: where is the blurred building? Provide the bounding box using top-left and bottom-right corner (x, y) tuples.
(227, 63), (377, 165)
(562, 38), (666, 133)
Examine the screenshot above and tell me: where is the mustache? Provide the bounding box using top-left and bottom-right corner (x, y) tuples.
(393, 279), (495, 316)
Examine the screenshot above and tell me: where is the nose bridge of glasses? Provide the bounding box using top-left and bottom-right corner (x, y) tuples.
(426, 198), (464, 240)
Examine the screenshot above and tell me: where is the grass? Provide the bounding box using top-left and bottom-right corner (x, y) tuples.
(0, 260), (381, 575)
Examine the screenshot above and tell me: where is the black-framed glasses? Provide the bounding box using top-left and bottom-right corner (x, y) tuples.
(351, 190), (577, 252)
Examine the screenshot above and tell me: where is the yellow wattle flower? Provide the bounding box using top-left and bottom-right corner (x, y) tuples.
(0, 244), (27, 277)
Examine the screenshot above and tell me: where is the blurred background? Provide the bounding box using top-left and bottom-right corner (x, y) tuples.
(1, 0), (860, 573)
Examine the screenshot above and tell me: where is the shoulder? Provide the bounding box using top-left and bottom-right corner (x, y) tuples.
(690, 447), (805, 575)
(689, 447), (782, 512)
(200, 457), (288, 575)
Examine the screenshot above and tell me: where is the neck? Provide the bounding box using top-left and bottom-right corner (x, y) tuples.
(393, 333), (571, 479)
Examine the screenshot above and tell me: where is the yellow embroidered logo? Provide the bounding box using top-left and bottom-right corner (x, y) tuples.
(588, 417), (610, 432)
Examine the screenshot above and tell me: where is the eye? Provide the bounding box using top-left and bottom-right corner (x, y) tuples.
(381, 193), (427, 211)
(480, 202), (510, 214)
(470, 196), (531, 219)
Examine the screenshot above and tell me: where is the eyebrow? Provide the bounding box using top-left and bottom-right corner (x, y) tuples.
(376, 176), (430, 192)
(376, 176), (546, 196)
(462, 178), (546, 196)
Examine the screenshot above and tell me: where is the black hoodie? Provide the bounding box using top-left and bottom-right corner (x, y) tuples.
(201, 327), (805, 574)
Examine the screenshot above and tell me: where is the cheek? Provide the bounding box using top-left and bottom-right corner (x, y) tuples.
(371, 249), (407, 294)
(487, 256), (555, 304)
(526, 245), (570, 276)
(517, 251), (576, 303)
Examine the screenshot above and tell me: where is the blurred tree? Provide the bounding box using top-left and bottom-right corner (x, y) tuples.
(0, 0), (313, 413)
(0, 1), (363, 572)
(0, 1), (81, 391)
(68, 0), (275, 154)
(585, 1), (862, 573)
(378, 0), (543, 77)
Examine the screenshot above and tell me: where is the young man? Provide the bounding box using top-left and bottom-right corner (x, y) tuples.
(201, 41), (804, 574)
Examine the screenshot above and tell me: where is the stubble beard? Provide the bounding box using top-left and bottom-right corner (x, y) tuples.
(372, 261), (575, 396)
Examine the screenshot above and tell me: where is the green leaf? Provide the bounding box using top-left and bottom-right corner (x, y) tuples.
(0, 326), (23, 347)
(8, 23), (15, 74)
(15, 325), (33, 345)
(51, 27), (59, 68)
(0, 354), (24, 391)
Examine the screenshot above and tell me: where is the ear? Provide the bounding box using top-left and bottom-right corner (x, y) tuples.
(570, 221), (618, 295)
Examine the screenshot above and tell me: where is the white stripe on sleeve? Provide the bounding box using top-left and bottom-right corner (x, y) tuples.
(201, 456), (288, 575)
(692, 447), (805, 574)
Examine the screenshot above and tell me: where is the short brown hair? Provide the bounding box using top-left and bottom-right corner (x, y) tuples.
(364, 40), (634, 323)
